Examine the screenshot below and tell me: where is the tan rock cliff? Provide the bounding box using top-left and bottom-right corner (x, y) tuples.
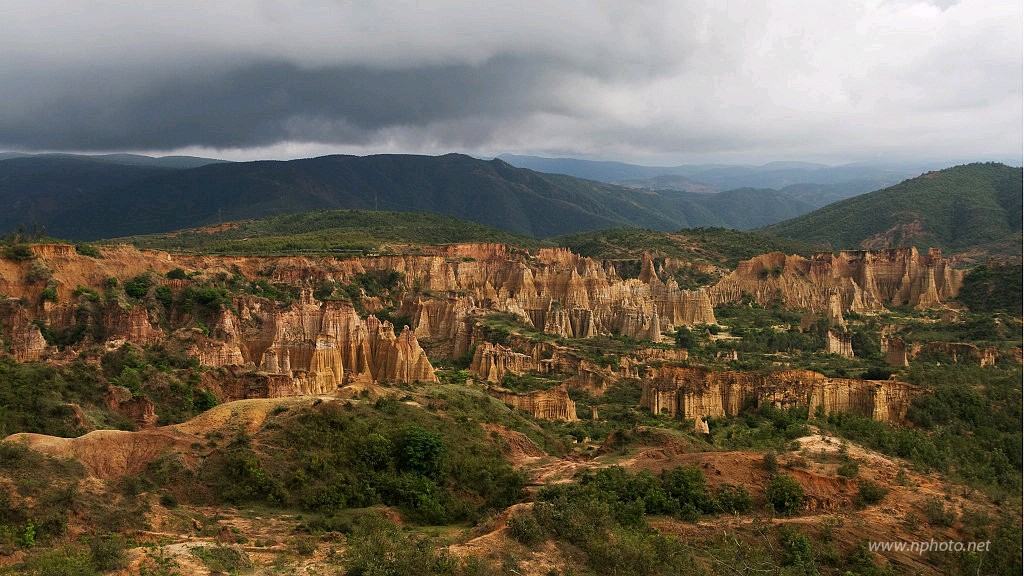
(487, 385), (577, 421)
(712, 247), (964, 313)
(640, 366), (917, 423)
(103, 385), (159, 429)
(0, 299), (50, 361)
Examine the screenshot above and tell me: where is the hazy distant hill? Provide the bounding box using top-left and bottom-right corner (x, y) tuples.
(763, 163), (1023, 258)
(497, 154), (696, 181)
(0, 152), (225, 169)
(499, 154), (930, 197)
(6, 153), (824, 240)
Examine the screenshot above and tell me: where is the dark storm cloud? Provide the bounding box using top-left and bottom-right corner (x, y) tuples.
(0, 55), (580, 150)
(0, 1), (1019, 163)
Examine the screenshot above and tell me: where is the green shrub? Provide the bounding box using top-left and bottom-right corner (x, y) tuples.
(712, 484), (752, 514)
(72, 285), (101, 301)
(396, 426), (445, 478)
(191, 545), (253, 573)
(154, 285), (172, 307)
(18, 545), (96, 576)
(39, 285), (57, 303)
(293, 537), (317, 556)
(507, 513), (545, 547)
(779, 526), (815, 568)
(124, 274), (152, 299)
(923, 496), (955, 527)
(73, 244), (102, 258)
(342, 514), (445, 576)
(166, 268), (188, 280)
(1, 244), (35, 261)
(856, 479), (888, 506)
(674, 326), (696, 349)
(837, 460), (859, 478)
(88, 534), (127, 571)
(762, 450), (779, 472)
(765, 474), (804, 515)
(26, 260), (52, 283)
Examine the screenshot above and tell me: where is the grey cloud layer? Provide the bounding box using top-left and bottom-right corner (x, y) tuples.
(0, 1), (1019, 162)
(0, 56), (579, 150)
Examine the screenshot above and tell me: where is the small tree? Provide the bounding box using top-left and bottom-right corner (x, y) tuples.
(674, 326), (696, 350)
(396, 426), (444, 478)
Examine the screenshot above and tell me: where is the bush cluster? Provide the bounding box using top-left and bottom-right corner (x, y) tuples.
(204, 401), (525, 525)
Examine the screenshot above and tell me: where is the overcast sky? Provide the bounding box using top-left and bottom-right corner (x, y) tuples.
(1, 1), (1020, 164)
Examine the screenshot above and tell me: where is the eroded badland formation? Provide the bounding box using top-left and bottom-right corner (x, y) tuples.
(0, 244), (973, 425)
(0, 241), (1020, 575)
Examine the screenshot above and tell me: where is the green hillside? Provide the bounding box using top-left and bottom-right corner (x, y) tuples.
(9, 153), (823, 241)
(763, 163), (1022, 258)
(115, 210), (550, 255)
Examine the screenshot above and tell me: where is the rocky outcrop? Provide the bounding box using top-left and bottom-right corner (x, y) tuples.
(693, 415), (710, 435)
(103, 385), (159, 429)
(883, 335), (1005, 368)
(229, 291), (437, 391)
(469, 342), (542, 383)
(825, 329), (854, 358)
(0, 299), (50, 361)
(200, 366), (303, 402)
(173, 291), (438, 393)
(487, 386), (577, 421)
(2, 243), (717, 365)
(712, 247), (964, 313)
(909, 342), (1001, 367)
(640, 366), (917, 423)
(396, 248), (714, 343)
(465, 332), (689, 395)
(881, 336), (910, 367)
(103, 305), (163, 346)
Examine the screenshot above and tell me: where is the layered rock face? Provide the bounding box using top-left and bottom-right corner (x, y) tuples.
(200, 366), (306, 402)
(825, 329), (854, 358)
(469, 342), (542, 383)
(394, 248), (715, 344)
(201, 291), (438, 393)
(487, 385), (577, 421)
(102, 305), (163, 346)
(465, 332), (683, 395)
(907, 341), (1001, 367)
(640, 366), (917, 423)
(2, 243), (714, 360)
(103, 386), (159, 429)
(881, 336), (910, 367)
(0, 299), (49, 361)
(712, 247), (964, 313)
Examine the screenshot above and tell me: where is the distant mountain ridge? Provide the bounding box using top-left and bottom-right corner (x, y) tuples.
(763, 162), (1023, 259)
(4, 153), (824, 240)
(0, 152), (226, 169)
(495, 152), (937, 186)
(498, 154), (936, 194)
